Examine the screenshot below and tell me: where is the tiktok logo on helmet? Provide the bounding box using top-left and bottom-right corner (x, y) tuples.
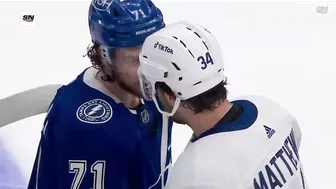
(153, 42), (174, 55)
(92, 0), (113, 11)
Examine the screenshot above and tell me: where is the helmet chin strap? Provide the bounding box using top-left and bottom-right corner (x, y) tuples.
(160, 113), (170, 188)
(152, 96), (181, 117)
(151, 94), (180, 187)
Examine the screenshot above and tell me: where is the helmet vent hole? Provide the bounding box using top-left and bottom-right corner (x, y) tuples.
(202, 41), (209, 50)
(186, 27), (192, 30)
(164, 72), (168, 78)
(171, 62), (181, 70)
(201, 26), (211, 34)
(172, 36), (178, 40)
(194, 32), (201, 38)
(218, 69), (222, 73)
(113, 9), (119, 17)
(193, 81), (202, 86)
(188, 49), (195, 58)
(179, 77), (183, 81)
(179, 40), (187, 48)
(177, 92), (182, 96)
(143, 55), (148, 59)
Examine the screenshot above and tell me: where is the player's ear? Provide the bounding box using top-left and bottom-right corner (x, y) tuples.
(157, 88), (172, 102)
(165, 91), (176, 104)
(155, 83), (176, 105)
(156, 88), (165, 100)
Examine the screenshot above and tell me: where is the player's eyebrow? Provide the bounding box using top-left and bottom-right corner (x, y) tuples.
(125, 54), (138, 58)
(125, 55), (140, 63)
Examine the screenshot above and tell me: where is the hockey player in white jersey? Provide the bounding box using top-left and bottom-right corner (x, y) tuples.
(137, 20), (308, 189)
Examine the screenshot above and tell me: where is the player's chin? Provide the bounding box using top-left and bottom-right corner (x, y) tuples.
(172, 119), (186, 125)
(125, 89), (141, 98)
(128, 87), (142, 98)
(117, 79), (142, 97)
(128, 81), (142, 98)
(171, 115), (186, 125)
(132, 85), (143, 98)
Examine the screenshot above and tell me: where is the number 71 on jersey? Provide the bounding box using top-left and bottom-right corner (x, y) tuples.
(69, 160), (106, 189)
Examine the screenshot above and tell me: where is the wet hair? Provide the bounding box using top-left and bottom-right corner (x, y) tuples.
(155, 79), (228, 114)
(83, 42), (114, 81)
(84, 42), (102, 70)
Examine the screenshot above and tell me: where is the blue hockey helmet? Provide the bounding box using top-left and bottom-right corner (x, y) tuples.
(88, 0), (165, 48)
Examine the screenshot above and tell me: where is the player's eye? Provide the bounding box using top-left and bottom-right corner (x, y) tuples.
(125, 57), (139, 65)
(132, 58), (140, 65)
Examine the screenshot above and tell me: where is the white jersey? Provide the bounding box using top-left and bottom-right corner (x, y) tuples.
(165, 95), (308, 189)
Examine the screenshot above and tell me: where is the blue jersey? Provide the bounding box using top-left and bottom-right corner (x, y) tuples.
(28, 67), (172, 189)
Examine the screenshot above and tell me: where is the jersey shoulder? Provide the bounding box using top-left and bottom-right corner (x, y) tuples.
(232, 94), (299, 141)
(235, 95), (302, 147)
(44, 69), (143, 148)
(51, 76), (118, 127)
(233, 94), (295, 121)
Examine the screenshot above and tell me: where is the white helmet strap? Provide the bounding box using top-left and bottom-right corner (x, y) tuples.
(152, 95), (181, 117)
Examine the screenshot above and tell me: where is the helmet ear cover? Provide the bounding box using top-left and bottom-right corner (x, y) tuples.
(84, 41), (116, 82)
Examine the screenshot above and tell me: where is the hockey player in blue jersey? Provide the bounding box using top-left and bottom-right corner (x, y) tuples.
(28, 0), (172, 189)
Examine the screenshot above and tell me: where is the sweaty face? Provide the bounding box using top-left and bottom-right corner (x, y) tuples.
(112, 47), (142, 97)
(157, 89), (186, 124)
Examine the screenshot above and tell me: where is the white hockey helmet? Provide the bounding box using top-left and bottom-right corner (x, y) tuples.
(138, 21), (225, 116)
